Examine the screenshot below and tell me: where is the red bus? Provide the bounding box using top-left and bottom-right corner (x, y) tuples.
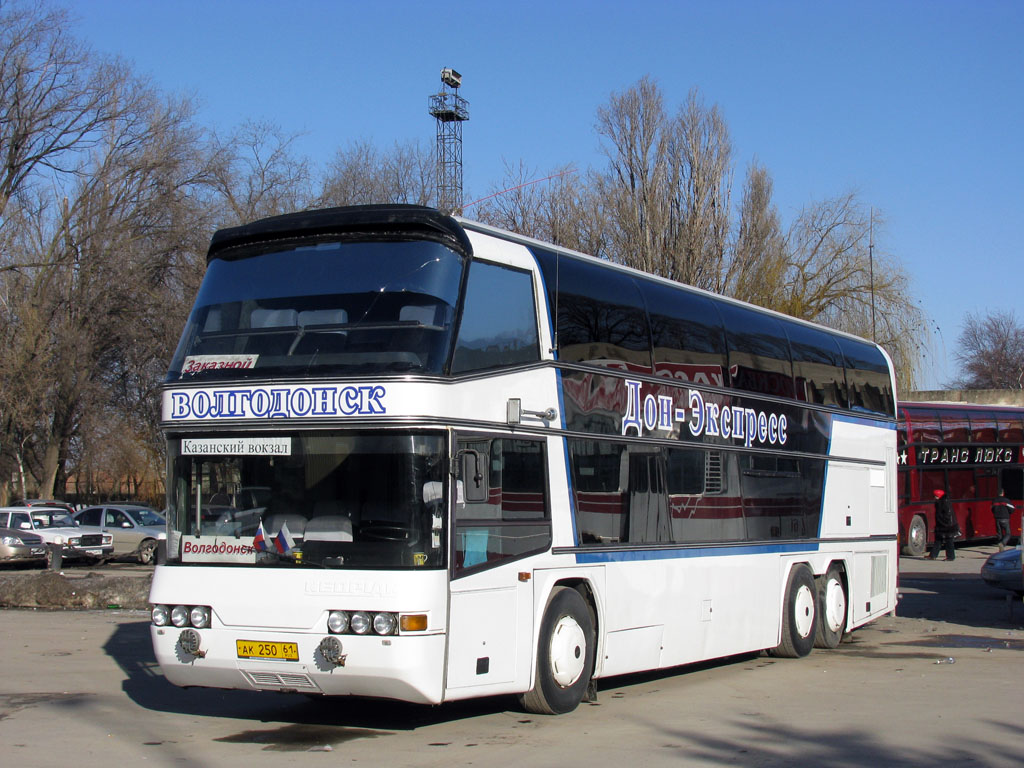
(898, 401), (1024, 556)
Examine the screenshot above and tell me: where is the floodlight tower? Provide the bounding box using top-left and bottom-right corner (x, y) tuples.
(428, 68), (469, 215)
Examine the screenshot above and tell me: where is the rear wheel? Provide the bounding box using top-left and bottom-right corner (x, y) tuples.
(904, 515), (927, 557)
(519, 586), (595, 715)
(814, 565), (847, 649)
(773, 564), (817, 658)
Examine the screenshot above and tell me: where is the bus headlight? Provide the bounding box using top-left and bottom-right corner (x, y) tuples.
(372, 612), (397, 636)
(157, 604), (212, 628)
(326, 609), (416, 634)
(171, 605), (190, 627)
(350, 611), (371, 635)
(327, 610), (350, 634)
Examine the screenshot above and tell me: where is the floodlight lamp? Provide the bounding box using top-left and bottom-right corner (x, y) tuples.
(440, 68), (462, 88)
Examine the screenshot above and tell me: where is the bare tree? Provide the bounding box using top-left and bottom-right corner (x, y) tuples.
(950, 311), (1024, 390)
(317, 139), (434, 208)
(0, 17), (211, 498)
(472, 160), (608, 257)
(594, 76), (671, 275)
(0, 1), (136, 228)
(670, 88), (732, 292)
(594, 80), (732, 290)
(727, 160), (786, 305)
(208, 120), (312, 226)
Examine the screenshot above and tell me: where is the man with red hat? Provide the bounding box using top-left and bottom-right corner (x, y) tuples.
(928, 488), (958, 560)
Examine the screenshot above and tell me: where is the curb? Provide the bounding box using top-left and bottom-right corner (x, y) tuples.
(0, 570), (152, 610)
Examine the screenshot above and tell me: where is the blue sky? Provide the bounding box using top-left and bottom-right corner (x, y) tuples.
(70, 0), (1023, 389)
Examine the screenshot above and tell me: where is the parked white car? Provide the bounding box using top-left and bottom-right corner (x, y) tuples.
(73, 504), (166, 564)
(0, 506), (113, 567)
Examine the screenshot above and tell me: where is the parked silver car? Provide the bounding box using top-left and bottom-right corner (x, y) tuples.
(73, 505), (166, 564)
(0, 524), (46, 564)
(0, 506), (113, 567)
(981, 547), (1024, 596)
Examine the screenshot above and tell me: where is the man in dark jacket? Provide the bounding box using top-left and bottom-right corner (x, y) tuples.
(928, 488), (957, 561)
(991, 490), (1013, 552)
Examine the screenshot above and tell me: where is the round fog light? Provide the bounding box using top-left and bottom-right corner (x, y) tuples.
(373, 612), (397, 635)
(178, 628), (203, 657)
(318, 636), (345, 666)
(171, 605), (190, 628)
(350, 611), (371, 635)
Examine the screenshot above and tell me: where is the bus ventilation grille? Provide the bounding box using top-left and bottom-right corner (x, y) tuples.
(705, 451), (724, 494)
(244, 671), (318, 690)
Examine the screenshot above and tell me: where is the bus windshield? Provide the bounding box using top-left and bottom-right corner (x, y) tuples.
(167, 430), (447, 569)
(167, 240), (465, 381)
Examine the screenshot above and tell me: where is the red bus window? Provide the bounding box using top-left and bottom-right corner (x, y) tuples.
(971, 415), (997, 443)
(908, 409), (941, 443)
(946, 469), (974, 499)
(998, 416), (1024, 443)
(920, 470), (945, 498)
(940, 412), (971, 444)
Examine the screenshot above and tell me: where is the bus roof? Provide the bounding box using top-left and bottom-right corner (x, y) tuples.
(207, 204), (473, 263)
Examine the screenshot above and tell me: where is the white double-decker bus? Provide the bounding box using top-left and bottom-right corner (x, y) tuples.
(150, 205), (898, 714)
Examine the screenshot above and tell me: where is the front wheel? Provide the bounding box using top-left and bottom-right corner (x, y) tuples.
(903, 515), (927, 557)
(519, 586), (595, 715)
(773, 564), (817, 658)
(814, 565), (847, 649)
(137, 539), (157, 565)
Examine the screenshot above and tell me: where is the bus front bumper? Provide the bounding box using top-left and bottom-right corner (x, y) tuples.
(151, 625), (447, 704)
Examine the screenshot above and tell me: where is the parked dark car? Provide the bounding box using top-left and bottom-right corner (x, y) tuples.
(981, 548), (1024, 596)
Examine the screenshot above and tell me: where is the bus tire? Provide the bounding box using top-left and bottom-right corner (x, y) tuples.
(814, 565), (847, 649)
(904, 515), (927, 557)
(773, 564), (817, 658)
(519, 586), (594, 715)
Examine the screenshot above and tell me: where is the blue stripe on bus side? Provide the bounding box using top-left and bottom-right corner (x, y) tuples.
(574, 540), (820, 564)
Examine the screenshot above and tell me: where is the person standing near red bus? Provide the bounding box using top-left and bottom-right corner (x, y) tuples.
(929, 489), (958, 561)
(991, 490), (1013, 551)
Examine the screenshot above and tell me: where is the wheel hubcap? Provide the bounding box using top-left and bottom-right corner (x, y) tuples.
(823, 577), (846, 633)
(794, 584), (815, 638)
(910, 520), (925, 550)
(549, 615), (587, 688)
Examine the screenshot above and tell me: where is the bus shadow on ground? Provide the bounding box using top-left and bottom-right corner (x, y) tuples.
(105, 620), (757, 733)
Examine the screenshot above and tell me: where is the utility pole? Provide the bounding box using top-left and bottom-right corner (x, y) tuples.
(869, 207), (876, 342)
